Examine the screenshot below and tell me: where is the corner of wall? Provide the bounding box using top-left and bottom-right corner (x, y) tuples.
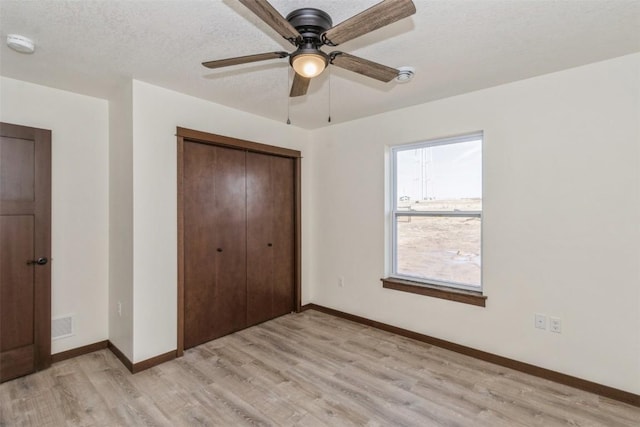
(108, 81), (134, 360)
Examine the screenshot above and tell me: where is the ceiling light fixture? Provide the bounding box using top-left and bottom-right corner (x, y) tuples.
(7, 34), (35, 54)
(290, 48), (328, 78)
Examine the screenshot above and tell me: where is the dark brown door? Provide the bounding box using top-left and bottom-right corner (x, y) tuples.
(246, 152), (294, 326)
(0, 122), (51, 383)
(183, 142), (247, 349)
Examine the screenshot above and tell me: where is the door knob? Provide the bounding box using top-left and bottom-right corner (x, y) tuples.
(27, 257), (48, 266)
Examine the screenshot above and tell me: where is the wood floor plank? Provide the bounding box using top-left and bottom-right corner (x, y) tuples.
(1, 310), (638, 426)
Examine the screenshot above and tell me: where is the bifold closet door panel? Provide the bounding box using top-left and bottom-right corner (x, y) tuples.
(246, 152), (295, 326)
(246, 152), (271, 327)
(184, 142), (247, 349)
(269, 155), (295, 318)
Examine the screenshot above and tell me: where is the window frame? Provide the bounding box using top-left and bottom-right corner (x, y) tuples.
(389, 132), (483, 293)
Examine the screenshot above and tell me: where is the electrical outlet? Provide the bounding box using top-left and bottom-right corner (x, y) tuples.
(338, 277), (344, 287)
(550, 317), (562, 333)
(117, 301), (122, 317)
(534, 313), (547, 330)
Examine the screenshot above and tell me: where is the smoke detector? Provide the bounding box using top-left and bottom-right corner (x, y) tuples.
(395, 66), (415, 83)
(7, 34), (35, 54)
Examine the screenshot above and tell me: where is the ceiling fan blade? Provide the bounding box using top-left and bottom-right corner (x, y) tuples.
(238, 0), (301, 45)
(202, 51), (289, 69)
(330, 52), (398, 82)
(322, 0), (416, 46)
(290, 73), (311, 97)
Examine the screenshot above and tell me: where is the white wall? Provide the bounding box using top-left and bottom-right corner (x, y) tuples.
(0, 77), (109, 354)
(108, 81), (134, 359)
(130, 80), (311, 363)
(309, 54), (640, 394)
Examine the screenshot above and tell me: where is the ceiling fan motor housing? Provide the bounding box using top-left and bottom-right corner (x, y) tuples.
(287, 8), (333, 73)
(286, 8), (332, 44)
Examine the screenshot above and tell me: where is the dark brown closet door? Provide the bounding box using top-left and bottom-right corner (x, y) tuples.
(246, 152), (294, 326)
(184, 142), (247, 349)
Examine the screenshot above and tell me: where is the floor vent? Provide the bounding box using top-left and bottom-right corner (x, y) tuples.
(52, 315), (74, 340)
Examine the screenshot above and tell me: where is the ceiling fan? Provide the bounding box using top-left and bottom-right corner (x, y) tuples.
(202, 0), (416, 97)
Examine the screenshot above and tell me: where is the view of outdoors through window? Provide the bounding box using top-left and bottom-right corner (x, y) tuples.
(394, 138), (482, 288)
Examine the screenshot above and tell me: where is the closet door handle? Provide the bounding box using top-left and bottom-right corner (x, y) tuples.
(217, 248), (223, 252)
(267, 243), (273, 247)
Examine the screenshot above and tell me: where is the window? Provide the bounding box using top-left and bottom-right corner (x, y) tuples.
(389, 133), (482, 292)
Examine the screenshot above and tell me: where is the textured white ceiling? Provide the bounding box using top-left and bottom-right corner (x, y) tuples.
(1, 0), (639, 129)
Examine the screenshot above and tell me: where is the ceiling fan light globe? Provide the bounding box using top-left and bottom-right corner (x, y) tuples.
(292, 53), (326, 78)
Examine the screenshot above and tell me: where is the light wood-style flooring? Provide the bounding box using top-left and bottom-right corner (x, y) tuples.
(1, 310), (638, 426)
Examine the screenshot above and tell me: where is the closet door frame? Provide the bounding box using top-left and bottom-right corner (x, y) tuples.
(176, 127), (302, 357)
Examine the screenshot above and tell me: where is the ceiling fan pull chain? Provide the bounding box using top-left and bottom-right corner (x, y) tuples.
(328, 70), (332, 123)
(287, 68), (292, 125)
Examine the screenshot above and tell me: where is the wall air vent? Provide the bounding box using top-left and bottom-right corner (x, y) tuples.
(52, 315), (74, 340)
